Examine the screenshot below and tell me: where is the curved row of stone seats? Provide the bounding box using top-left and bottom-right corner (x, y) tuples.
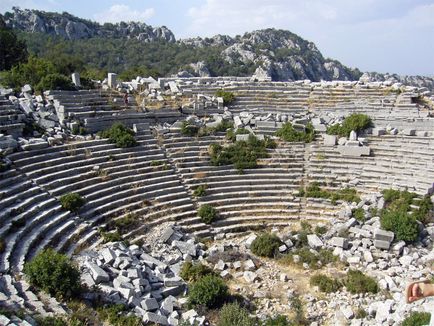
(161, 132), (307, 233)
(0, 96), (25, 137)
(9, 128), (199, 254)
(306, 136), (434, 195)
(47, 89), (139, 123)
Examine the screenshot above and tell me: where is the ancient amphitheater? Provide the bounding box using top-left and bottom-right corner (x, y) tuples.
(0, 76), (433, 323)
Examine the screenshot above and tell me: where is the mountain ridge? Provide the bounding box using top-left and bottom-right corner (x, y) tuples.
(2, 7), (434, 89)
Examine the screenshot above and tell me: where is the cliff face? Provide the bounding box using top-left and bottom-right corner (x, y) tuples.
(2, 7), (175, 42)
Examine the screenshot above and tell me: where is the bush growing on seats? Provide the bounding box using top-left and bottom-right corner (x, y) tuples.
(310, 274), (342, 293)
(60, 192), (85, 213)
(23, 248), (81, 300)
(209, 134), (274, 172)
(326, 113), (372, 137)
(181, 121), (200, 137)
(217, 302), (255, 326)
(344, 270), (378, 294)
(276, 122), (315, 143)
(188, 274), (229, 308)
(198, 204), (218, 224)
(215, 90), (235, 105)
(251, 233), (282, 258)
(99, 123), (137, 148)
(193, 184), (208, 197)
(180, 262), (215, 283)
(402, 312), (431, 326)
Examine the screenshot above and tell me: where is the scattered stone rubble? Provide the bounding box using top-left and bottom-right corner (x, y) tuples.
(77, 225), (208, 326)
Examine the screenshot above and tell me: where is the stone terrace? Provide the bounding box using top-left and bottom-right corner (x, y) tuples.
(0, 95), (25, 138)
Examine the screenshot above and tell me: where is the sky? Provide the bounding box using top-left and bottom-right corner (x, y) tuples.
(1, 0), (433, 76)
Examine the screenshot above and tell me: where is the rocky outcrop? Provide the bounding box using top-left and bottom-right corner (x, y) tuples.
(360, 72), (434, 91)
(2, 7), (175, 42)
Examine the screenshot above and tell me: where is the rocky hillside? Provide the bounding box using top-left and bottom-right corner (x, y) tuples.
(182, 29), (361, 81)
(2, 7), (175, 42)
(2, 7), (432, 88)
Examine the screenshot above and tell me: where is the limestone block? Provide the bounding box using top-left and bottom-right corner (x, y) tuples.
(402, 128), (416, 136)
(243, 271), (258, 283)
(71, 72), (81, 87)
(337, 145), (370, 157)
(348, 227), (371, 238)
(244, 259), (256, 271)
(245, 234), (257, 248)
(108, 73), (117, 88)
(374, 229), (394, 243)
(86, 261), (110, 284)
(143, 312), (168, 325)
(141, 298), (159, 311)
(163, 277), (184, 287)
(372, 128), (386, 136)
(323, 134), (336, 146)
(236, 134), (250, 142)
(338, 137), (347, 145)
(173, 241), (196, 257)
(101, 247), (116, 264)
(363, 250), (374, 263)
(307, 234), (323, 249)
(329, 237), (349, 249)
(374, 240), (391, 250)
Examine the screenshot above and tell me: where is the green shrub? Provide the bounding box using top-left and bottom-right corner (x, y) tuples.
(36, 73), (75, 91)
(302, 183), (360, 204)
(413, 195), (433, 225)
(225, 127), (250, 142)
(188, 275), (229, 308)
(280, 248), (336, 269)
(214, 120), (234, 132)
(193, 184), (207, 197)
(112, 214), (139, 234)
(326, 113), (372, 137)
(97, 304), (142, 326)
(262, 315), (291, 326)
(23, 248), (81, 300)
(59, 192), (85, 213)
(276, 122), (315, 143)
(402, 311), (431, 326)
(35, 316), (67, 326)
(180, 262), (215, 283)
(181, 121), (200, 137)
(217, 302), (255, 326)
(310, 274), (342, 293)
(352, 208), (365, 222)
(215, 90), (235, 105)
(198, 204), (218, 224)
(99, 123), (137, 148)
(380, 210), (418, 242)
(251, 233), (282, 258)
(209, 134), (272, 172)
(314, 225), (328, 235)
(345, 270), (378, 294)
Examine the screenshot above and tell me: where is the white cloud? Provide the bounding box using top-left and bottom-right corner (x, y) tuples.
(94, 4), (155, 24)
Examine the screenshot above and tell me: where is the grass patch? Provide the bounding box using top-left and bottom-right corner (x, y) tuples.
(280, 248), (336, 269)
(302, 182), (360, 204)
(402, 312), (431, 326)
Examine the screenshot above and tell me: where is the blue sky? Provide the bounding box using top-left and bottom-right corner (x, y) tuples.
(1, 0), (433, 76)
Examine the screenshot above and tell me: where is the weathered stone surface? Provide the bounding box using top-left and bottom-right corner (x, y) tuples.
(374, 229), (394, 243)
(374, 240), (391, 250)
(85, 261), (110, 284)
(329, 237), (348, 249)
(143, 312), (168, 325)
(323, 134), (336, 146)
(307, 234), (323, 249)
(243, 271), (258, 283)
(141, 298), (159, 311)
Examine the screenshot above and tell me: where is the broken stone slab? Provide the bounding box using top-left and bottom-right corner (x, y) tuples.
(85, 261), (110, 284)
(172, 241), (196, 257)
(141, 298), (159, 311)
(347, 256), (361, 264)
(243, 259), (256, 271)
(140, 253), (167, 269)
(323, 134), (336, 146)
(374, 229), (394, 243)
(243, 271), (258, 283)
(374, 240), (391, 250)
(348, 227), (371, 238)
(161, 285), (185, 298)
(329, 237), (349, 249)
(392, 241), (406, 255)
(143, 312), (168, 325)
(307, 234), (323, 249)
(363, 250), (374, 263)
(163, 277), (184, 287)
(349, 130), (357, 141)
(337, 145), (370, 157)
(341, 306), (354, 320)
(372, 128), (386, 136)
(338, 137), (347, 145)
(101, 247), (116, 264)
(245, 234), (257, 248)
(236, 134), (250, 142)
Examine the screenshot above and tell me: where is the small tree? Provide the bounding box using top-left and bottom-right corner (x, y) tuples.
(23, 249), (81, 299)
(60, 192), (85, 213)
(188, 275), (228, 308)
(250, 233), (282, 258)
(198, 204), (218, 224)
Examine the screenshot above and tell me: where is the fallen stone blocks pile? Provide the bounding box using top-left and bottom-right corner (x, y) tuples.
(78, 226), (207, 325)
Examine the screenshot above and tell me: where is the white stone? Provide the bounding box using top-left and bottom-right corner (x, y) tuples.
(307, 234), (323, 249)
